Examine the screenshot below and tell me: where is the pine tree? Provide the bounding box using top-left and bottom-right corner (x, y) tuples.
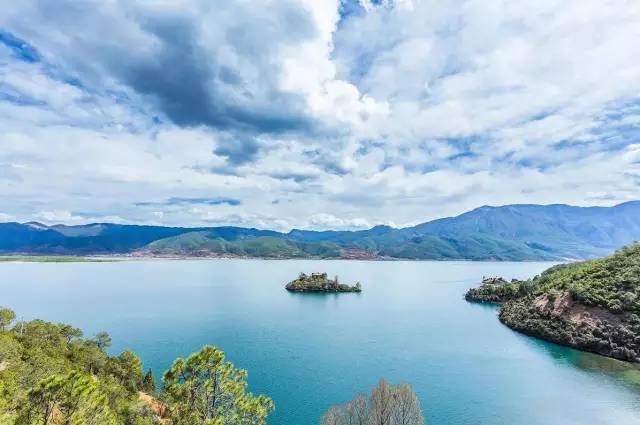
(162, 345), (274, 425)
(142, 368), (156, 394)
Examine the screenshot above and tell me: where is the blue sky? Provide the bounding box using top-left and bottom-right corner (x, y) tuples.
(0, 0), (639, 230)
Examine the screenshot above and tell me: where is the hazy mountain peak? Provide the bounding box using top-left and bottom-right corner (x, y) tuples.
(23, 221), (49, 230)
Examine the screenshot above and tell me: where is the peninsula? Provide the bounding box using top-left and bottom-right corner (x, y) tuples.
(466, 244), (640, 363)
(285, 273), (362, 293)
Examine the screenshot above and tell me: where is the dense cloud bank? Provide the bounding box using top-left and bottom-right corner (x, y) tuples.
(0, 0), (639, 230)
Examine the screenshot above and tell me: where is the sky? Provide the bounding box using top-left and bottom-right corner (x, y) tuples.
(0, 0), (639, 231)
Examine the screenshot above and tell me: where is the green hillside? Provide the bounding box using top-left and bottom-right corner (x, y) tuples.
(0, 313), (154, 424)
(142, 232), (342, 258)
(527, 244), (640, 313)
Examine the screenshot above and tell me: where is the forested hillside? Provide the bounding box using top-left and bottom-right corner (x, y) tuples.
(0, 308), (273, 424)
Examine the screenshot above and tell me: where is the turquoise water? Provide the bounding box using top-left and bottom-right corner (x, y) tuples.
(2, 260), (640, 424)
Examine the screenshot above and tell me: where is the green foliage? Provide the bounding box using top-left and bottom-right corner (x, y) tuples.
(162, 345), (274, 425)
(532, 244), (640, 314)
(142, 369), (156, 394)
(286, 273), (362, 292)
(0, 311), (274, 424)
(59, 325), (83, 343)
(0, 319), (141, 424)
(467, 243), (640, 314)
(465, 277), (537, 304)
(0, 308), (15, 331)
(94, 331), (112, 351)
(145, 232), (342, 259)
(17, 371), (117, 425)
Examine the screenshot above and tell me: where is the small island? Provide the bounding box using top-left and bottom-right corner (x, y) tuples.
(285, 272), (362, 293)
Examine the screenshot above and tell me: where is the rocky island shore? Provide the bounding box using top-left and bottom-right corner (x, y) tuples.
(285, 273), (362, 293)
(466, 245), (640, 363)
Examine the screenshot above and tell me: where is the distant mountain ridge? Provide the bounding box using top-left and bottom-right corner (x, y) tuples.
(2, 201), (640, 260)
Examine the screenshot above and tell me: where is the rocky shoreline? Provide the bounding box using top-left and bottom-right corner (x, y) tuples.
(499, 292), (640, 362)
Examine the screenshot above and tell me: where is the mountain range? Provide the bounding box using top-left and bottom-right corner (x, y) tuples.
(2, 201), (640, 260)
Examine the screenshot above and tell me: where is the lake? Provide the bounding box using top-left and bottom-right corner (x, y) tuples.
(2, 259), (640, 424)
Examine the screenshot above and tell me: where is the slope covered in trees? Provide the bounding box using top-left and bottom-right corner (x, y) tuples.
(0, 308), (273, 424)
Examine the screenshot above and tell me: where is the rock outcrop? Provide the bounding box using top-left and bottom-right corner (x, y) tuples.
(285, 273), (362, 293)
(499, 291), (640, 362)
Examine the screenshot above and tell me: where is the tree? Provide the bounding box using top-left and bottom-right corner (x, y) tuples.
(391, 384), (424, 425)
(0, 307), (15, 331)
(0, 333), (20, 364)
(94, 331), (112, 351)
(320, 406), (343, 425)
(162, 345), (274, 425)
(18, 370), (117, 425)
(142, 368), (156, 394)
(346, 393), (368, 425)
(321, 380), (424, 425)
(108, 350), (144, 393)
(370, 379), (394, 425)
(59, 324), (83, 343)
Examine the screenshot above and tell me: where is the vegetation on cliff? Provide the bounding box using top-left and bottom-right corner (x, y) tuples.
(466, 244), (640, 362)
(285, 273), (362, 293)
(0, 307), (273, 424)
(321, 379), (424, 425)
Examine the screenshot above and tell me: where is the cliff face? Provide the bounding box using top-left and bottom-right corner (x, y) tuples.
(466, 244), (640, 363)
(500, 292), (640, 362)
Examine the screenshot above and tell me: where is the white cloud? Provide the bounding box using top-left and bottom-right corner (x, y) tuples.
(34, 210), (85, 223)
(0, 212), (15, 222)
(0, 0), (638, 230)
(307, 213), (371, 230)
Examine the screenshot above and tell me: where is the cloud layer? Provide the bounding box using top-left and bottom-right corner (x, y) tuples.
(0, 0), (639, 230)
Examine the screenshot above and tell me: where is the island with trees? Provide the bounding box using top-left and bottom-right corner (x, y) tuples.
(465, 243), (640, 363)
(285, 272), (362, 293)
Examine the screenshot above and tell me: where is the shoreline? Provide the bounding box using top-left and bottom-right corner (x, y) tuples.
(0, 254), (563, 263)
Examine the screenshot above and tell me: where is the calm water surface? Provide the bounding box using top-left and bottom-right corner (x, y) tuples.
(2, 260), (640, 425)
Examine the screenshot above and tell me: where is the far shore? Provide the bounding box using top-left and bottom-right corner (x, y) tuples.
(0, 254), (565, 263)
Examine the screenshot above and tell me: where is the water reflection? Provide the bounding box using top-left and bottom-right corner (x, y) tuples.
(517, 327), (640, 392)
(570, 350), (640, 390)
